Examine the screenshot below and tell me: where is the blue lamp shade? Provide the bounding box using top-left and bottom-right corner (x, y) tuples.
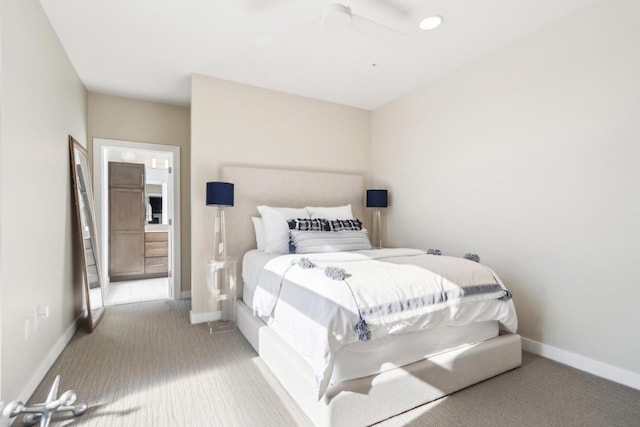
(206, 182), (234, 207)
(366, 189), (388, 208)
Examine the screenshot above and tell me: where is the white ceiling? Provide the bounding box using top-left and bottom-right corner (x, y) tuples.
(39, 0), (597, 110)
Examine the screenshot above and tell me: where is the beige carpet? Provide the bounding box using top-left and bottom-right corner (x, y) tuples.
(26, 300), (640, 426)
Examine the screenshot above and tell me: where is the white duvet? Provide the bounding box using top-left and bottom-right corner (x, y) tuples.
(252, 248), (517, 398)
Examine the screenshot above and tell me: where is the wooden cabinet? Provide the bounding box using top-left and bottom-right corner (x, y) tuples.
(109, 162), (170, 281)
(109, 162), (145, 281)
(109, 162), (146, 188)
(144, 232), (168, 277)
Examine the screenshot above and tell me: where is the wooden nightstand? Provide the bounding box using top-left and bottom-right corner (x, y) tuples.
(207, 258), (237, 332)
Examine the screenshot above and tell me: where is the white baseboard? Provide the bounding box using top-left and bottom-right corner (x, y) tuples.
(189, 310), (221, 324)
(18, 316), (81, 401)
(2, 316), (82, 426)
(180, 290), (191, 299)
(521, 337), (640, 391)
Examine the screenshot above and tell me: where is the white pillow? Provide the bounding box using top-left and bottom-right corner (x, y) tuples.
(306, 204), (353, 220)
(251, 217), (265, 251)
(290, 230), (372, 254)
(257, 205), (309, 254)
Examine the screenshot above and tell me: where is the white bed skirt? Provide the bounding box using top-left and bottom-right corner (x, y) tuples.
(236, 300), (522, 427)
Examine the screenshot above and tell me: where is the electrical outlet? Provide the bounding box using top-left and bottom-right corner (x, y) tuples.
(25, 318), (31, 340)
(35, 306), (50, 330)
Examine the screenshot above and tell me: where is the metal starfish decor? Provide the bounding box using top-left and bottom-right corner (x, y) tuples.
(2, 375), (87, 426)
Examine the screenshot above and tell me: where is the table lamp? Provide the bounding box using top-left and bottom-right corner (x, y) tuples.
(206, 181), (234, 259)
(366, 189), (388, 249)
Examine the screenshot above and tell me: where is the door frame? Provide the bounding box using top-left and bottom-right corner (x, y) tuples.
(93, 138), (181, 299)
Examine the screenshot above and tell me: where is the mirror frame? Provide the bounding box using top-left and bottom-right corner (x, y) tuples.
(69, 135), (105, 331)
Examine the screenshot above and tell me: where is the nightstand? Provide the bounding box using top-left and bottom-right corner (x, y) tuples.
(207, 257), (237, 332)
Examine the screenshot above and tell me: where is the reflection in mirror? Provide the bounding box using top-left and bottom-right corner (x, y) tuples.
(145, 167), (169, 225)
(69, 136), (105, 332)
(146, 186), (163, 224)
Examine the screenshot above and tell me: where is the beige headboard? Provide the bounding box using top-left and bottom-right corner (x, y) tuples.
(221, 166), (367, 260)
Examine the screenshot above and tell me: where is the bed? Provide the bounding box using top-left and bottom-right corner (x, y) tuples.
(222, 166), (521, 427)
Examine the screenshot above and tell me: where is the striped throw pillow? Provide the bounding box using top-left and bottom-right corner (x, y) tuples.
(290, 230), (372, 254)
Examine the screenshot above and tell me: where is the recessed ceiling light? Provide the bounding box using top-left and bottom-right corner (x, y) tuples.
(419, 15), (443, 31)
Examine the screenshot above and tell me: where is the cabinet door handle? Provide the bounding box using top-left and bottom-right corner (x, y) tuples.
(141, 174), (144, 187)
(150, 263), (164, 267)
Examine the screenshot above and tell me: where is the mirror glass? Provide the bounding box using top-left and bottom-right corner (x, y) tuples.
(145, 184), (163, 224)
(69, 136), (105, 331)
(145, 167), (169, 225)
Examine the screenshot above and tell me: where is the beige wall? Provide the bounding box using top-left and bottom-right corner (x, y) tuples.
(87, 93), (191, 292)
(190, 75), (370, 314)
(0, 0), (87, 400)
(372, 0), (640, 377)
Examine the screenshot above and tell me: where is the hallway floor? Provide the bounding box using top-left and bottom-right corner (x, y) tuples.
(104, 277), (170, 306)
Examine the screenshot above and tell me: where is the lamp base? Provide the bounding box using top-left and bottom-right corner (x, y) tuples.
(372, 208), (382, 249)
(213, 207), (227, 260)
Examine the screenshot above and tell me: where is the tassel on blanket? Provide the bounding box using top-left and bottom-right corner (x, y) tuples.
(298, 257), (315, 269)
(464, 253), (480, 262)
(498, 290), (513, 301)
(354, 317), (372, 342)
(426, 248), (442, 255)
(325, 266), (346, 280)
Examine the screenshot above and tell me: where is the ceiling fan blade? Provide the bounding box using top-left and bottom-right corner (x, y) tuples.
(350, 14), (406, 44)
(364, 0), (411, 18)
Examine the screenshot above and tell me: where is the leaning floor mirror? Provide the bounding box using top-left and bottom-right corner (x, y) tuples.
(69, 136), (105, 332)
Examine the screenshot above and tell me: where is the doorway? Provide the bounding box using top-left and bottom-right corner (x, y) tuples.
(93, 138), (181, 304)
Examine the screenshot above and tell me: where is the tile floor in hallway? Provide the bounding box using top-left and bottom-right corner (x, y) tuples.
(105, 277), (170, 306)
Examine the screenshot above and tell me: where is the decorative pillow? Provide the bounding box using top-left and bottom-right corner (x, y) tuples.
(288, 218), (328, 231)
(257, 206), (309, 254)
(251, 216), (265, 251)
(326, 218), (363, 231)
(290, 230), (372, 254)
(306, 204), (353, 220)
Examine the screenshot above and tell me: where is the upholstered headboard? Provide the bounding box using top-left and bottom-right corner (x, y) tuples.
(221, 166), (367, 261)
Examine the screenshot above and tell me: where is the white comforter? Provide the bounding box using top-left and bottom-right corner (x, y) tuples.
(252, 248), (517, 398)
